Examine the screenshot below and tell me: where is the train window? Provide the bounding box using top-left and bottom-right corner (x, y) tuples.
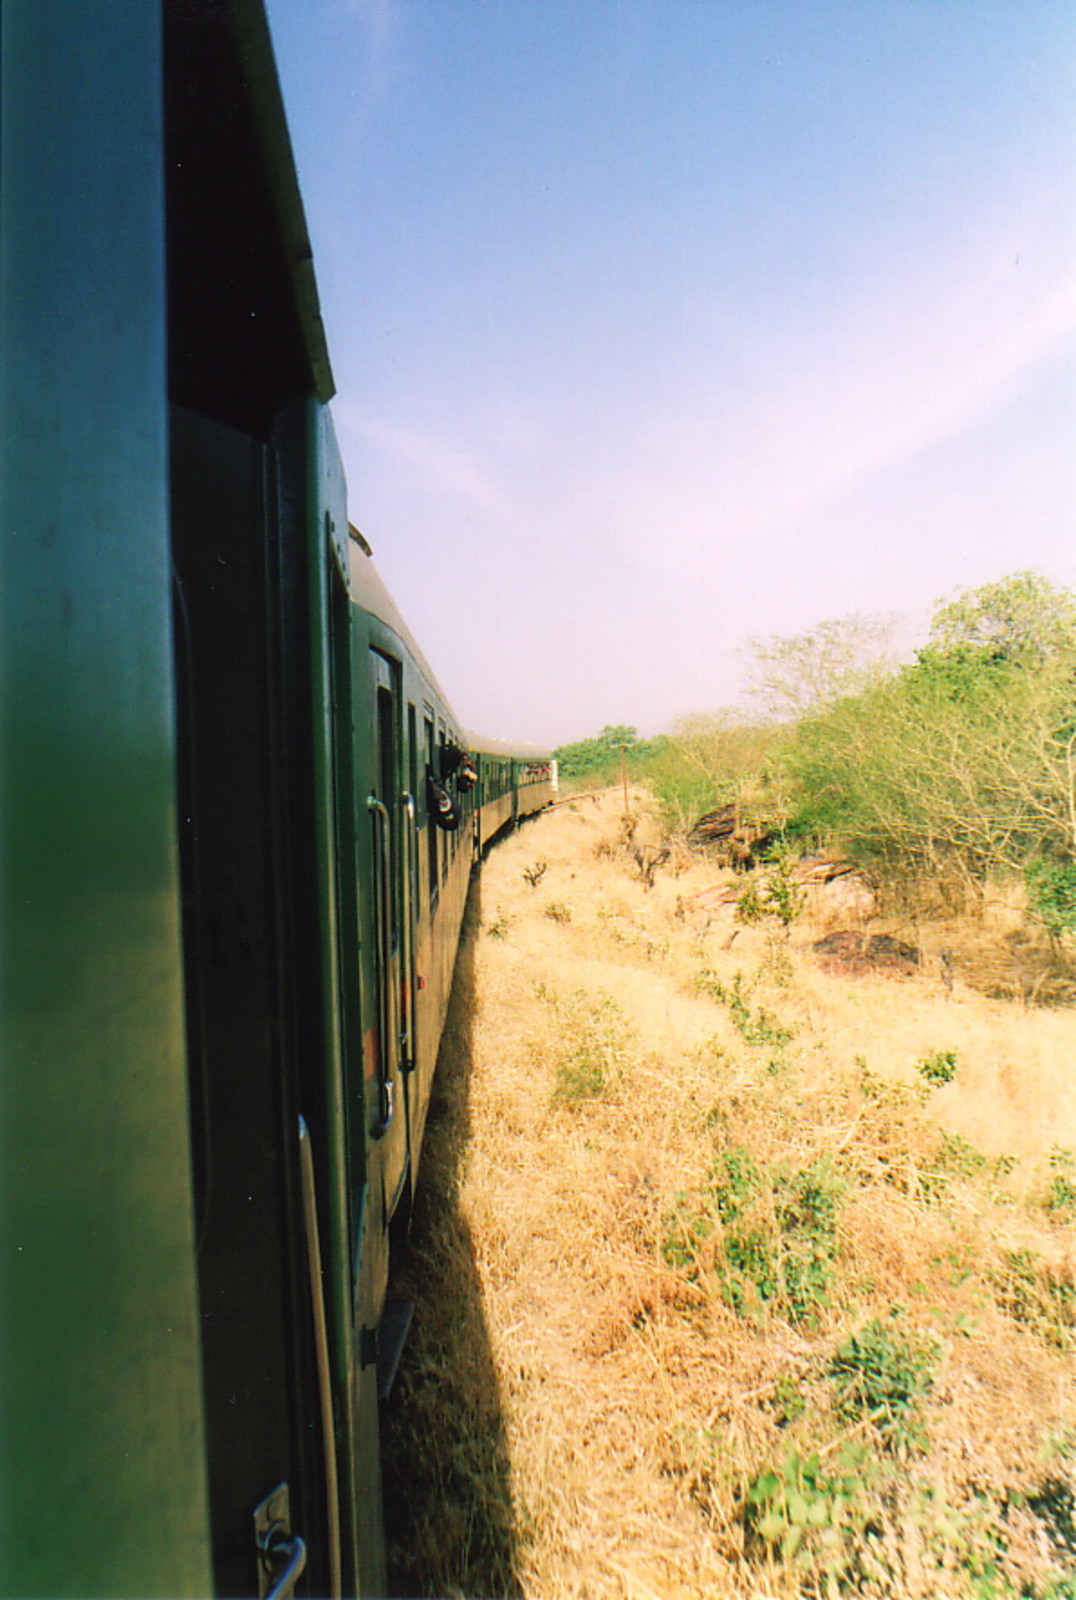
(407, 700), (418, 926)
(448, 735), (460, 852)
(439, 727), (450, 880)
(375, 684), (399, 957)
(425, 714), (437, 907)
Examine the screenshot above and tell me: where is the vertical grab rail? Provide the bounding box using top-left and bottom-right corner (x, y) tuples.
(400, 793), (417, 1073)
(365, 796), (394, 1135)
(297, 1117), (341, 1599)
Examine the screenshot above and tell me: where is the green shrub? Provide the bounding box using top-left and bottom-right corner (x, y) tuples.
(991, 1248), (1076, 1350)
(697, 969), (794, 1049)
(828, 1311), (940, 1454)
(647, 711), (784, 835)
(663, 1148), (844, 1327)
(551, 724), (667, 789)
(545, 991), (632, 1105)
(774, 574), (1076, 900)
(1026, 858), (1076, 940)
(1044, 1148), (1076, 1220)
(917, 1048), (958, 1086)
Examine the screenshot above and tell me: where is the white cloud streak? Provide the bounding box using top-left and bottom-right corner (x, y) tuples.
(333, 399), (510, 516)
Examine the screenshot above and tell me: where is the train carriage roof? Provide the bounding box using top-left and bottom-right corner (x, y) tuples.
(347, 530), (463, 726)
(347, 535), (548, 761)
(465, 732), (552, 760)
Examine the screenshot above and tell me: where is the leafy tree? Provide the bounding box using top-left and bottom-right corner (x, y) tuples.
(553, 724), (636, 773)
(927, 570), (1076, 664)
(745, 614), (901, 723)
(778, 573), (1076, 915)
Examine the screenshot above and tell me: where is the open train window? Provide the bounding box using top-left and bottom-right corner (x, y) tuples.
(407, 705), (417, 805)
(406, 700), (418, 929)
(425, 712), (437, 908)
(439, 725), (451, 879)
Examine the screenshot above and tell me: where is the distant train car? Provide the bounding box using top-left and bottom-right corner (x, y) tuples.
(516, 757), (558, 820)
(0, 4), (547, 1597)
(469, 737), (556, 854)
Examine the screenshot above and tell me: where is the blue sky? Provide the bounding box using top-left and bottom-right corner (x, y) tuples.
(265, 0), (1076, 747)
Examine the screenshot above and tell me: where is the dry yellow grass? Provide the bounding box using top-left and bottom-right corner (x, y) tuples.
(382, 791), (1076, 1599)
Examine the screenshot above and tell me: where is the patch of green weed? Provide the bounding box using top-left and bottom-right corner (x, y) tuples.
(698, 969), (795, 1049)
(917, 1047), (958, 1085)
(770, 1372), (808, 1426)
(856, 1057), (919, 1110)
(543, 990), (633, 1105)
(663, 1147), (844, 1327)
(744, 1442), (877, 1581)
(743, 1441), (1075, 1598)
(1044, 1148), (1076, 1221)
(991, 1248), (1076, 1351)
(921, 1130), (989, 1201)
(735, 862), (806, 929)
(661, 1194), (716, 1271)
(828, 1310), (941, 1454)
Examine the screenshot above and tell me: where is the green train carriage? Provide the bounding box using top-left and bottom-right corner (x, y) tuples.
(0, 3), (547, 1595)
(469, 739), (555, 855)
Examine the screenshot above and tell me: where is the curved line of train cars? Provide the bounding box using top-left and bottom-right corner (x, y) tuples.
(0, 5), (552, 1596)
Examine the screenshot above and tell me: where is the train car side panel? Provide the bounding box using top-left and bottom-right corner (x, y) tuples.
(346, 546), (477, 1217)
(516, 760), (555, 819)
(0, 7), (212, 1594)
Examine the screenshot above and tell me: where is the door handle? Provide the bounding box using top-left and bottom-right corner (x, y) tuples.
(254, 1483), (307, 1600)
(260, 1532), (307, 1600)
(298, 1117), (342, 1598)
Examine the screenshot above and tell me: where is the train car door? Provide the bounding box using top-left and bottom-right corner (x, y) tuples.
(170, 406), (329, 1598)
(326, 550), (364, 1237)
(368, 652), (411, 1221)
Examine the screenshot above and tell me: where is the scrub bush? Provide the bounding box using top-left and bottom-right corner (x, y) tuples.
(544, 991), (633, 1105)
(917, 1047), (958, 1085)
(697, 968), (794, 1049)
(828, 1311), (941, 1454)
(663, 1148), (844, 1327)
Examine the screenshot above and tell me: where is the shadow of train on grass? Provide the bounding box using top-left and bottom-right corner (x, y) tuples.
(381, 877), (522, 1599)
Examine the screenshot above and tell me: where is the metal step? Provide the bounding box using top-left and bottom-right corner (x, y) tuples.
(376, 1300), (414, 1402)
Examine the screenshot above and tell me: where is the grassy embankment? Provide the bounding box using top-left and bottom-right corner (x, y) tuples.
(382, 789), (1076, 1600)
